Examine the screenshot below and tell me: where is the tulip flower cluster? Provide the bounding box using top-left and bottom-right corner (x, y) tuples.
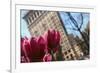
(21, 29), (63, 63)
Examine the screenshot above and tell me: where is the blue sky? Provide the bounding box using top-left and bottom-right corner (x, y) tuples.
(21, 10), (89, 38)
(21, 10), (31, 38)
(59, 12), (89, 37)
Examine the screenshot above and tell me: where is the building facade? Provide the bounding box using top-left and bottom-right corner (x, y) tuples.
(23, 10), (81, 60)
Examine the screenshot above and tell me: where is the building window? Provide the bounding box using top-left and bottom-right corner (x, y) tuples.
(64, 51), (67, 55)
(51, 16), (57, 23)
(34, 30), (37, 34)
(66, 56), (69, 59)
(34, 30), (39, 36)
(34, 12), (37, 18)
(30, 16), (34, 23)
(70, 54), (74, 60)
(42, 23), (47, 30)
(37, 11), (40, 16)
(27, 17), (31, 25)
(38, 11), (42, 15)
(31, 15), (34, 21)
(55, 25), (58, 29)
(68, 49), (71, 53)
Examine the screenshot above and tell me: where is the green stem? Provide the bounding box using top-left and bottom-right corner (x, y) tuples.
(50, 50), (55, 61)
(57, 45), (64, 61)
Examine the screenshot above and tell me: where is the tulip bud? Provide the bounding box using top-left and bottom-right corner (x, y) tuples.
(47, 29), (60, 52)
(43, 53), (52, 62)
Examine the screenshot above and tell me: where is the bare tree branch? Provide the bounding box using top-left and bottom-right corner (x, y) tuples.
(66, 12), (79, 29)
(65, 12), (89, 53)
(67, 27), (78, 31)
(79, 13), (83, 29)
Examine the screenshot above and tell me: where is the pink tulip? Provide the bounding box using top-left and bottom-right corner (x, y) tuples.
(47, 29), (60, 52)
(30, 37), (40, 62)
(21, 37), (30, 62)
(21, 29), (61, 62)
(37, 36), (46, 60)
(23, 37), (31, 62)
(30, 36), (46, 62)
